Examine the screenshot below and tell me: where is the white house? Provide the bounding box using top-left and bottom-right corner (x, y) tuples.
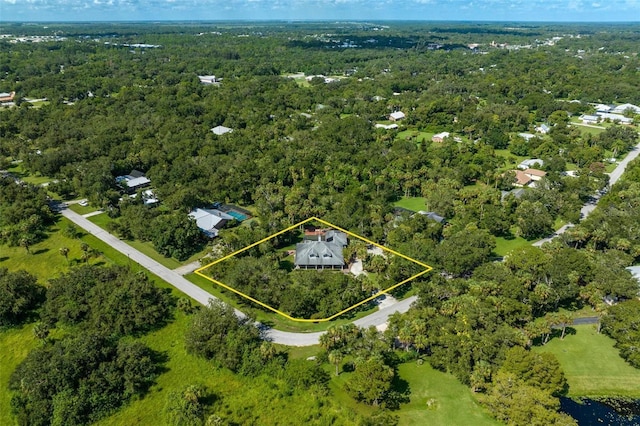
(535, 124), (550, 134)
(198, 75), (219, 85)
(611, 103), (640, 115)
(596, 112), (633, 124)
(375, 123), (398, 130)
(211, 125), (233, 135)
(518, 132), (536, 141)
(580, 114), (600, 124)
(432, 132), (450, 142)
(189, 208), (234, 238)
(518, 159), (544, 169)
(389, 111), (405, 121)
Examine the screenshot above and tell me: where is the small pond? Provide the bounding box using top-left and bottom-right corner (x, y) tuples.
(560, 397), (640, 425)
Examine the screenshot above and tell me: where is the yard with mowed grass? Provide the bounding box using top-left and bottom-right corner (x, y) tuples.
(394, 197), (427, 212)
(534, 325), (640, 398)
(396, 130), (435, 143)
(0, 219), (110, 281)
(493, 235), (530, 256)
(395, 363), (498, 425)
(0, 324), (39, 426)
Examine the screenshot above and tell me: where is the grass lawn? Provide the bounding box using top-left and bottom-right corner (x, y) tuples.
(6, 163), (52, 186)
(0, 324), (39, 426)
(495, 149), (528, 171)
(493, 235), (530, 257)
(396, 130), (435, 143)
(0, 220), (109, 282)
(534, 325), (640, 398)
(569, 122), (606, 136)
(68, 202), (100, 215)
(395, 362), (498, 425)
(394, 197), (427, 212)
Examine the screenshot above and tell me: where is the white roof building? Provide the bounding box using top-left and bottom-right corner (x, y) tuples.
(211, 125), (233, 135)
(389, 111), (405, 121)
(611, 103), (640, 115)
(518, 159), (544, 170)
(189, 208), (234, 238)
(198, 75), (219, 84)
(596, 112), (633, 124)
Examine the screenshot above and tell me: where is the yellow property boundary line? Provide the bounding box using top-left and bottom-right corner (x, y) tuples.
(195, 217), (433, 322)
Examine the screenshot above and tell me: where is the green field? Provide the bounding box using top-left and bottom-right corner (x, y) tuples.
(394, 197), (427, 212)
(0, 324), (39, 425)
(0, 220), (108, 282)
(534, 325), (640, 398)
(396, 130), (435, 143)
(6, 163), (52, 186)
(493, 235), (531, 257)
(68, 202), (99, 215)
(395, 363), (498, 426)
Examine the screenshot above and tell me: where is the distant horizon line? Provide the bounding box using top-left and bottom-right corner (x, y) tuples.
(1, 19), (639, 25)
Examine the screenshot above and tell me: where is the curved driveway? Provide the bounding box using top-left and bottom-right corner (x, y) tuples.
(60, 209), (415, 346)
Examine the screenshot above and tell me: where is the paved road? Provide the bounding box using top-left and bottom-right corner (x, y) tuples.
(533, 140), (640, 247)
(60, 208), (417, 346)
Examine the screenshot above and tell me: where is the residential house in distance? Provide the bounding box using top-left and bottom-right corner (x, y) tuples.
(518, 132), (537, 141)
(416, 211), (446, 224)
(518, 159), (544, 170)
(580, 114), (600, 124)
(523, 168), (546, 183)
(375, 123), (398, 130)
(611, 103), (640, 115)
(389, 111), (405, 121)
(211, 125), (233, 136)
(0, 91), (15, 102)
(198, 75), (220, 85)
(116, 170), (151, 194)
(535, 123), (550, 134)
(189, 208), (234, 238)
(512, 170), (533, 187)
(295, 229), (348, 270)
(432, 132), (450, 142)
(596, 112), (633, 124)
(594, 103), (612, 113)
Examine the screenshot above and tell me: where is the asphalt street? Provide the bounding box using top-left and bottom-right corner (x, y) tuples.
(60, 208), (416, 346)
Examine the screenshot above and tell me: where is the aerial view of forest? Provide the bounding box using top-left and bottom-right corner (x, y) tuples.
(1, 15), (640, 426)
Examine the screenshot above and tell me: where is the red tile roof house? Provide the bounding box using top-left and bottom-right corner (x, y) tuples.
(512, 170), (533, 187)
(0, 91), (15, 102)
(523, 168), (546, 181)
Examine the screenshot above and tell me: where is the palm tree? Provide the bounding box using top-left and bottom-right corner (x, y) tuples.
(328, 350), (344, 376)
(20, 237), (31, 254)
(59, 246), (70, 263)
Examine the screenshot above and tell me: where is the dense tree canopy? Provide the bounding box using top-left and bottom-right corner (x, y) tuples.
(0, 268), (44, 326)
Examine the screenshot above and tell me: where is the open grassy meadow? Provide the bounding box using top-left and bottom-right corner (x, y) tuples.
(397, 363), (498, 425)
(534, 325), (640, 398)
(0, 324), (38, 425)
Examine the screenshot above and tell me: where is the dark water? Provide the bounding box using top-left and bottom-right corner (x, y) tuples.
(560, 397), (640, 426)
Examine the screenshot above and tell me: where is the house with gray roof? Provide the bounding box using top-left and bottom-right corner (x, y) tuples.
(295, 230), (348, 269)
(116, 170), (151, 194)
(189, 208), (233, 238)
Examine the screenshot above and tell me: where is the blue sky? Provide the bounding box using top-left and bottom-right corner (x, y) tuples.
(1, 0), (639, 22)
